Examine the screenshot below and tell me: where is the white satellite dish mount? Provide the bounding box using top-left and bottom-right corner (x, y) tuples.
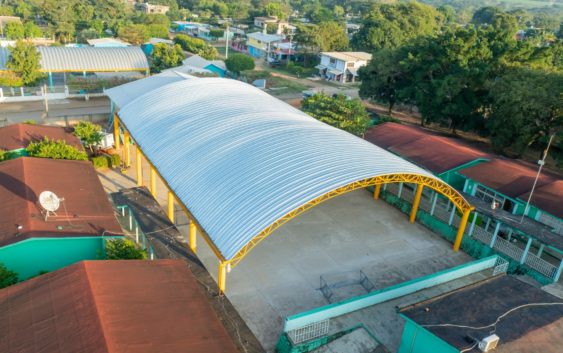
(39, 191), (63, 220)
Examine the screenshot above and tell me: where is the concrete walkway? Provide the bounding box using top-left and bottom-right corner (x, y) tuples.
(96, 145), (474, 352)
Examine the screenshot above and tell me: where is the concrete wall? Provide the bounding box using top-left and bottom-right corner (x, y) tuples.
(0, 237), (119, 279)
(398, 318), (458, 353)
(42, 113), (109, 127)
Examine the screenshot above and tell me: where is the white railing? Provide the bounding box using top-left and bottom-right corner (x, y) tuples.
(493, 256), (509, 276)
(381, 183), (558, 281)
(287, 319), (330, 345)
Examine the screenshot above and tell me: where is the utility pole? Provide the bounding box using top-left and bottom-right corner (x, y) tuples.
(225, 24), (229, 59)
(520, 134), (554, 223)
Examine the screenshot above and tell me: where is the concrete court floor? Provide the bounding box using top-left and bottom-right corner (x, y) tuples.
(97, 145), (474, 352)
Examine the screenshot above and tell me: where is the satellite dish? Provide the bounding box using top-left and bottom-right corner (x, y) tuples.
(39, 191), (60, 220)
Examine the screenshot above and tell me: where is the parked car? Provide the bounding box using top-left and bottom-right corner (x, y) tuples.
(269, 60), (282, 67)
(302, 91), (317, 98)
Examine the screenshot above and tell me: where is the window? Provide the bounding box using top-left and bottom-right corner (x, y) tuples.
(346, 62), (354, 67)
(474, 185), (506, 209)
(258, 40), (262, 44)
(329, 58), (336, 67)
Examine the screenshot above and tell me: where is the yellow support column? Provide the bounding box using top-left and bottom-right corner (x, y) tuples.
(373, 184), (381, 199)
(409, 185), (424, 223)
(136, 147), (143, 186)
(167, 191), (174, 223)
(124, 131), (130, 167)
(453, 209), (471, 251)
(218, 261), (227, 295)
(114, 116), (120, 150)
(150, 166), (156, 198)
(189, 221), (197, 253)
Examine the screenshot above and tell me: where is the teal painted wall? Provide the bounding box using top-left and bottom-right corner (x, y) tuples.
(398, 318), (459, 353)
(441, 159), (489, 190)
(204, 64), (226, 77)
(0, 237), (119, 279)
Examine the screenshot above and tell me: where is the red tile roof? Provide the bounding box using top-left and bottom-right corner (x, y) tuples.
(0, 157), (122, 247)
(0, 123), (83, 151)
(518, 180), (563, 220)
(0, 260), (238, 353)
(365, 123), (491, 174)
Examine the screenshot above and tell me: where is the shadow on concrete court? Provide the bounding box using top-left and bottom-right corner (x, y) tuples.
(97, 145), (474, 352)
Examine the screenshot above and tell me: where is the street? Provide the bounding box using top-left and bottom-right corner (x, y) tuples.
(0, 97), (112, 123)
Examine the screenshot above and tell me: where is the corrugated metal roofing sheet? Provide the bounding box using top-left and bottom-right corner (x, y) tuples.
(37, 46), (149, 72)
(117, 79), (460, 261)
(0, 46), (8, 71)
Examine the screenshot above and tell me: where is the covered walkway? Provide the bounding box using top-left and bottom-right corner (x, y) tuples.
(111, 78), (473, 294)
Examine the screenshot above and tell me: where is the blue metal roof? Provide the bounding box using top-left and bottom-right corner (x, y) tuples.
(117, 79), (451, 261)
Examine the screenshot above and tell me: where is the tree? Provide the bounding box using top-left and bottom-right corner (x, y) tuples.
(351, 2), (440, 51)
(77, 28), (100, 43)
(311, 7), (333, 22)
(6, 40), (44, 86)
(148, 24), (169, 39)
(197, 45), (217, 60)
(15, 3), (33, 21)
(294, 24), (322, 68)
(144, 13), (171, 27)
(301, 93), (371, 135)
(72, 121), (103, 154)
(0, 72), (23, 90)
(437, 5), (455, 24)
(0, 6), (15, 16)
(225, 53), (255, 77)
(263, 3), (284, 19)
(0, 262), (19, 289)
(103, 238), (147, 260)
(228, 3), (248, 22)
(472, 6), (503, 25)
(209, 28), (224, 40)
(150, 43), (184, 73)
(486, 66), (563, 157)
(89, 18), (104, 34)
(26, 137), (88, 160)
(4, 21), (24, 39)
(266, 22), (278, 34)
(118, 23), (150, 45)
(333, 5), (344, 18)
(214, 3), (229, 18)
(23, 22), (43, 38)
(317, 21), (349, 51)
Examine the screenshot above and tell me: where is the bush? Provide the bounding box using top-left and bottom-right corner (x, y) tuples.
(0, 262), (19, 289)
(209, 28), (224, 39)
(374, 115), (401, 125)
(293, 66), (303, 74)
(225, 53), (255, 75)
(173, 34), (205, 53)
(90, 153), (121, 168)
(26, 137), (88, 161)
(72, 121), (102, 154)
(22, 120), (38, 125)
(286, 61), (294, 70)
(0, 149), (15, 162)
(103, 238), (147, 260)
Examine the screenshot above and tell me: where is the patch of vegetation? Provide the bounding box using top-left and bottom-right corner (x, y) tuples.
(22, 120), (38, 125)
(267, 76), (308, 95)
(0, 262), (19, 289)
(102, 238), (147, 260)
(0, 150), (16, 162)
(26, 137), (88, 161)
(90, 154), (121, 168)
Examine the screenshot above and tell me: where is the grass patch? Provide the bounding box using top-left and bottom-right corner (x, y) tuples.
(213, 46), (241, 58)
(266, 76), (308, 95)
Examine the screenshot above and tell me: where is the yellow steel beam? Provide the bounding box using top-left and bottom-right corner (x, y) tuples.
(124, 130), (130, 167)
(150, 165), (157, 198)
(229, 174), (474, 267)
(218, 261), (227, 295)
(410, 185), (424, 223)
(373, 184), (381, 200)
(189, 222), (197, 253)
(114, 115), (120, 150)
(136, 147), (143, 186)
(167, 191), (174, 223)
(454, 209), (471, 251)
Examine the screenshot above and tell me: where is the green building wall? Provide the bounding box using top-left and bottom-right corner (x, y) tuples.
(0, 237), (120, 279)
(438, 159), (489, 190)
(398, 317), (458, 353)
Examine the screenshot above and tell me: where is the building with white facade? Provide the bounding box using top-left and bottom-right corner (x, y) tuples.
(316, 52), (372, 83)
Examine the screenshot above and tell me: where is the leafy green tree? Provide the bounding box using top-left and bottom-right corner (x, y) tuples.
(148, 24), (169, 39)
(197, 45), (217, 60)
(317, 21), (349, 51)
(508, 9), (532, 28)
(5, 22), (24, 39)
(437, 5), (455, 23)
(77, 28), (99, 43)
(351, 2), (440, 51)
(209, 28), (224, 40)
(228, 3), (249, 21)
(0, 262), (19, 289)
(311, 7), (333, 22)
(471, 6), (503, 25)
(301, 93), (372, 135)
(214, 2), (229, 18)
(103, 238), (147, 260)
(23, 22), (43, 38)
(0, 150), (16, 162)
(144, 13), (171, 27)
(118, 23), (150, 45)
(6, 40), (44, 86)
(150, 43), (184, 73)
(333, 5), (344, 18)
(15, 3), (33, 21)
(486, 66), (563, 157)
(89, 18), (104, 34)
(266, 22), (278, 34)
(72, 121), (103, 154)
(0, 72), (23, 89)
(0, 6), (15, 16)
(263, 3), (284, 19)
(225, 53), (255, 77)
(294, 24), (322, 68)
(26, 137), (88, 160)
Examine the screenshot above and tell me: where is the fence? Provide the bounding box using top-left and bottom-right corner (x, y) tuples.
(383, 183), (560, 281)
(0, 85), (106, 102)
(116, 205), (158, 260)
(286, 320), (330, 345)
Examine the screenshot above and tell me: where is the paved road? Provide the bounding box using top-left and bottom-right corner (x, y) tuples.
(0, 97), (112, 123)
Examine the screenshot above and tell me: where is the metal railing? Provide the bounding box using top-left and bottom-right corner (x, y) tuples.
(493, 256), (509, 276)
(287, 319), (330, 345)
(117, 205), (158, 260)
(381, 183), (558, 281)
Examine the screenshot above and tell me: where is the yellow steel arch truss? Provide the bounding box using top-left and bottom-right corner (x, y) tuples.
(229, 173), (474, 267)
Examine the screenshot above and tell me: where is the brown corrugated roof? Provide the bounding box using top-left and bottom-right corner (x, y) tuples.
(457, 158), (560, 200)
(0, 123), (83, 151)
(0, 157), (122, 247)
(518, 180), (563, 220)
(365, 123), (491, 174)
(0, 260), (239, 353)
(400, 275), (563, 353)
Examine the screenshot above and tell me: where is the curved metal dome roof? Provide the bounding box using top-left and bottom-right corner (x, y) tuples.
(117, 79), (464, 261)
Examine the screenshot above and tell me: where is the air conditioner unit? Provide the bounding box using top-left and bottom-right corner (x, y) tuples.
(479, 334), (499, 352)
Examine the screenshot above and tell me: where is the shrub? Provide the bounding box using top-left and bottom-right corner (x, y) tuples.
(374, 115), (401, 125)
(26, 137), (88, 161)
(293, 66), (304, 74)
(72, 121), (102, 154)
(110, 153), (121, 167)
(0, 149), (15, 162)
(209, 28), (224, 40)
(22, 120), (38, 125)
(173, 34), (205, 53)
(103, 238), (147, 260)
(90, 153), (121, 168)
(286, 61), (294, 70)
(0, 262), (19, 289)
